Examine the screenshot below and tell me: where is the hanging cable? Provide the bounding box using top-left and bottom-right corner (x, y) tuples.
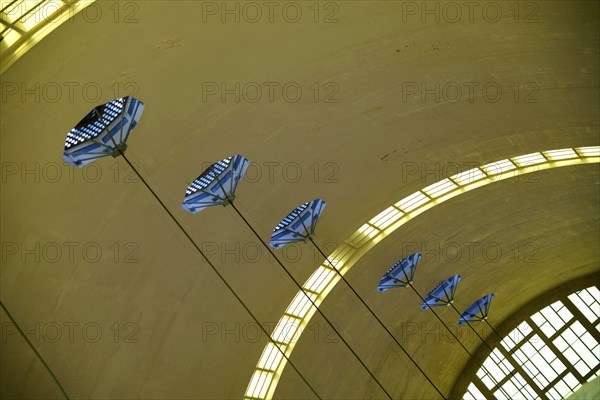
(119, 153), (321, 400)
(309, 238), (446, 399)
(0, 301), (70, 400)
(226, 201), (394, 400)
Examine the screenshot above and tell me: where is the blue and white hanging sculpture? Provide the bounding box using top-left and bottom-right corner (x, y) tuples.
(268, 199), (327, 249)
(63, 97), (144, 167)
(458, 294), (495, 325)
(182, 155), (249, 214)
(421, 275), (461, 309)
(376, 253), (422, 292)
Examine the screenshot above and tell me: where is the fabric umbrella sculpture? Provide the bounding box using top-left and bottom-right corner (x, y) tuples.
(420, 274), (461, 308)
(376, 253), (422, 292)
(458, 293), (495, 325)
(182, 162), (394, 398)
(268, 199), (327, 249)
(63, 96), (144, 167)
(181, 155), (249, 213)
(62, 105), (321, 399)
(267, 200), (446, 398)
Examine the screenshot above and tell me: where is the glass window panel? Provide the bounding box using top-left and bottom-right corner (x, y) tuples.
(463, 382), (485, 400)
(551, 358), (566, 374)
(463, 285), (600, 399)
(557, 306), (573, 323)
(563, 347), (579, 365)
(554, 336), (568, 352)
(572, 321), (586, 336)
(480, 374), (494, 389)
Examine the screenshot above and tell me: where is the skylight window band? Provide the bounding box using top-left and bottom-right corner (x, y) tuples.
(248, 150), (600, 399)
(395, 191), (430, 212)
(346, 230), (371, 248)
(0, 1), (18, 13)
(450, 167), (488, 185)
(328, 245), (356, 269)
(329, 245), (353, 260)
(246, 370), (273, 399)
(358, 223), (378, 236)
(423, 179), (458, 198)
(286, 292), (316, 318)
(304, 266), (335, 293)
(2, 0), (26, 21)
(369, 206), (403, 230)
(257, 343), (285, 371)
(575, 146), (600, 157)
(271, 316), (301, 344)
(480, 159), (517, 177)
(511, 152), (547, 167)
(543, 148), (579, 161)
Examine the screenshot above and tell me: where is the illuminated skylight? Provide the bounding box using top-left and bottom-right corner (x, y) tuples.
(423, 179), (458, 198)
(395, 191), (429, 212)
(246, 147), (600, 400)
(463, 286), (600, 400)
(480, 159), (517, 176)
(1, 1), (95, 74)
(369, 206), (403, 230)
(575, 147), (600, 158)
(511, 152), (547, 167)
(451, 167), (487, 185)
(543, 148), (579, 161)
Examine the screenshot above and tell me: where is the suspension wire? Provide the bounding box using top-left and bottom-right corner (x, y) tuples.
(227, 201), (394, 400)
(484, 319), (504, 341)
(408, 286), (511, 398)
(0, 301), (70, 400)
(449, 303), (497, 354)
(309, 238), (447, 400)
(409, 285), (475, 357)
(119, 153), (321, 400)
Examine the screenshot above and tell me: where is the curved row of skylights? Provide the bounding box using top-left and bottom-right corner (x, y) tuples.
(463, 285), (599, 400)
(244, 146), (600, 400)
(0, 0), (94, 74)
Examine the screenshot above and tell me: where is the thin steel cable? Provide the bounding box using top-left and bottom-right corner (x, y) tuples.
(309, 238), (446, 399)
(408, 286), (511, 398)
(450, 303), (496, 354)
(119, 153), (321, 399)
(227, 201), (394, 400)
(0, 300), (70, 400)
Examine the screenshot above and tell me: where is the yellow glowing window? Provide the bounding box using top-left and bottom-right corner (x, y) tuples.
(286, 291), (316, 318)
(575, 146), (600, 157)
(512, 152), (547, 167)
(22, 0), (63, 30)
(358, 223), (378, 237)
(369, 206), (403, 230)
(395, 191), (429, 212)
(257, 343), (285, 371)
(304, 266), (335, 293)
(329, 245), (356, 267)
(480, 159), (516, 176)
(451, 168), (487, 185)
(246, 370), (273, 399)
(423, 179), (458, 198)
(271, 315), (301, 344)
(543, 148), (578, 161)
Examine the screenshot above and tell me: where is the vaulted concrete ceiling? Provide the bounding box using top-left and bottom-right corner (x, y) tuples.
(1, 1), (598, 399)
